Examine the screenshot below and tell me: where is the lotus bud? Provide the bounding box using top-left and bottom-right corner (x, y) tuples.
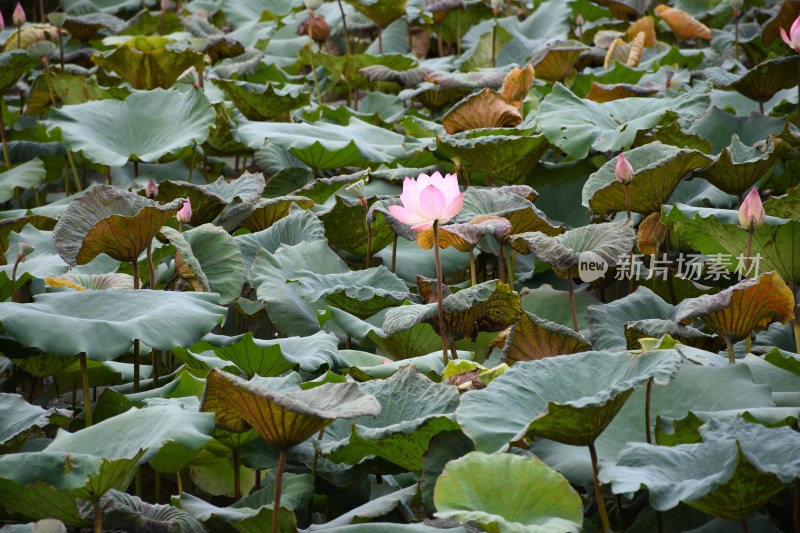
(298, 13), (330, 43)
(145, 179), (159, 198)
(576, 14), (584, 26)
(615, 153), (634, 184)
(304, 0), (323, 9)
(18, 242), (35, 261)
(177, 197), (192, 224)
(47, 12), (66, 27)
(0, 10), (4, 31)
(13, 2), (25, 26)
(738, 188), (765, 231)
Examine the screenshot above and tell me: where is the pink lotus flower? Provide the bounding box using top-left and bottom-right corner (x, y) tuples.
(388, 171), (463, 231)
(0, 10), (5, 31)
(781, 15), (800, 52)
(145, 179), (159, 199)
(615, 153), (634, 184)
(177, 197), (192, 223)
(12, 2), (25, 26)
(738, 188), (765, 230)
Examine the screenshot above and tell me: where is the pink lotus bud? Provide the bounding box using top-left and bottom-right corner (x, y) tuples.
(615, 153), (634, 184)
(576, 14), (584, 26)
(0, 11), (5, 32)
(145, 179), (158, 199)
(386, 171), (463, 232)
(177, 197), (192, 223)
(738, 188), (765, 231)
(781, 14), (800, 52)
(12, 2), (25, 26)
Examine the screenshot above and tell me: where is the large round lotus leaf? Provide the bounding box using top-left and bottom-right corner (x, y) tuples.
(0, 393), (70, 454)
(457, 186), (563, 237)
(317, 368), (460, 471)
(63, 13), (126, 41)
(582, 142), (709, 216)
(160, 224), (246, 305)
(235, 116), (409, 170)
(433, 451), (583, 533)
(530, 41), (588, 83)
(290, 266), (410, 319)
(0, 290), (226, 360)
(45, 89), (216, 168)
(416, 216), (512, 252)
(26, 71), (130, 116)
(232, 195), (314, 233)
(600, 417), (800, 520)
(0, 158), (47, 203)
(346, 0), (407, 26)
(212, 78), (310, 121)
(302, 50), (417, 90)
(588, 287), (674, 350)
(456, 349), (683, 451)
(435, 130), (550, 184)
(201, 368), (381, 450)
(52, 184), (183, 265)
(0, 51), (38, 94)
(92, 36), (205, 90)
(508, 219), (636, 275)
(675, 272), (795, 345)
(662, 204), (800, 285)
(47, 405), (215, 473)
(714, 56), (800, 104)
(692, 136), (789, 198)
(503, 311), (592, 363)
(382, 280), (522, 342)
(538, 83), (710, 160)
(624, 319), (725, 352)
(442, 89), (522, 134)
(90, 489), (205, 533)
(319, 195), (396, 258)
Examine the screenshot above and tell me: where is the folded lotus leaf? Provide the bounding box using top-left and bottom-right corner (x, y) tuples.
(202, 369), (381, 450)
(198, 172), (266, 205)
(359, 65), (429, 86)
(722, 56), (800, 104)
(637, 212), (669, 255)
(435, 129), (550, 184)
(0, 51), (38, 94)
(52, 184), (183, 266)
(233, 195), (314, 233)
(92, 36), (205, 90)
(0, 158), (47, 203)
(654, 5), (711, 40)
(456, 349), (683, 451)
(212, 78), (310, 121)
(1, 25), (59, 51)
(675, 272), (795, 345)
(442, 89), (522, 134)
(318, 367), (460, 471)
(204, 103), (250, 156)
(290, 266), (409, 319)
(531, 41), (588, 82)
(586, 82), (658, 102)
(45, 273), (134, 291)
(301, 49), (417, 90)
(319, 194), (395, 258)
(181, 15), (244, 60)
(509, 219), (635, 276)
(0, 393), (70, 454)
(345, 0), (408, 27)
(434, 452), (583, 533)
(627, 16), (656, 46)
(592, 0), (651, 20)
(503, 311), (592, 363)
(63, 13), (125, 41)
(693, 136), (789, 198)
(600, 417), (800, 520)
(25, 71), (129, 116)
(500, 65), (535, 104)
(45, 89), (216, 168)
(457, 186), (562, 237)
(383, 280), (521, 341)
(88, 489), (204, 533)
(416, 216), (512, 252)
(624, 319), (725, 352)
(583, 143), (709, 216)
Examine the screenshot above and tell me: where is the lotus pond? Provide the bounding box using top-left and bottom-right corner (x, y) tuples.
(1, 0), (800, 532)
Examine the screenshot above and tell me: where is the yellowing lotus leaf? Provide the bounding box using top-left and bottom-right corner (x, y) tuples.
(654, 5), (712, 40)
(500, 65), (535, 107)
(442, 89), (522, 134)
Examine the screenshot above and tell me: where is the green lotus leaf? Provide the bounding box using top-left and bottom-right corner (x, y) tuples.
(0, 452), (137, 526)
(0, 158), (47, 203)
(687, 106), (792, 154)
(45, 272), (134, 291)
(433, 451), (583, 533)
(235, 116), (409, 170)
(62, 12), (125, 41)
(600, 417), (800, 520)
(764, 185), (800, 220)
(182, 15), (245, 61)
(624, 319), (725, 352)
(306, 485), (420, 530)
(399, 83), (474, 112)
(345, 0), (407, 26)
(190, 330), (341, 376)
(289, 172), (364, 204)
(418, 430), (475, 515)
(435, 130), (550, 185)
(503, 311), (592, 363)
(662, 203), (800, 285)
(0, 215), (56, 265)
(338, 348), (473, 381)
(319, 195), (396, 258)
(509, 219), (635, 275)
(582, 142), (709, 216)
(0, 51), (38, 94)
(0, 290), (226, 360)
(456, 349), (682, 451)
(45, 89), (216, 168)
(53, 184), (183, 265)
(530, 41), (589, 83)
(317, 368), (459, 471)
(205, 103), (251, 156)
(290, 266), (409, 319)
(457, 186), (563, 238)
(89, 489), (205, 533)
(202, 368), (381, 450)
(674, 272), (795, 346)
(10, 351), (80, 379)
(151, 181), (226, 226)
(25, 71), (127, 116)
(121, 9), (183, 36)
(383, 280), (521, 341)
(212, 78), (310, 121)
(587, 287), (673, 350)
(0, 393), (70, 453)
(538, 83), (710, 159)
(693, 136), (789, 198)
(160, 224), (246, 305)
(714, 56), (800, 104)
(92, 36), (205, 90)
(592, 0), (649, 19)
(179, 473), (313, 532)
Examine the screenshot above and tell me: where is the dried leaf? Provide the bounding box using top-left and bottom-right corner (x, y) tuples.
(500, 65), (535, 107)
(442, 89), (522, 134)
(637, 212), (669, 255)
(654, 4), (712, 40)
(627, 16), (656, 47)
(586, 82), (658, 102)
(627, 31), (646, 67)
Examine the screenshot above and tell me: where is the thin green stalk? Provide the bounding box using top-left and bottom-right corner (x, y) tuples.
(626, 183), (634, 293)
(567, 275), (579, 332)
(311, 427), (325, 477)
(43, 59), (56, 108)
(793, 318), (800, 356)
(80, 353), (92, 426)
(307, 14), (323, 104)
(336, 0), (352, 57)
(133, 260), (141, 392)
(391, 234), (397, 273)
(726, 338), (735, 365)
(272, 449), (288, 533)
(745, 228), (754, 353)
(469, 248), (477, 287)
(491, 17), (497, 68)
(233, 449), (241, 499)
(0, 101), (11, 168)
(433, 220), (449, 367)
(589, 443), (611, 533)
(93, 499), (102, 533)
(66, 150), (82, 191)
(497, 244), (505, 283)
(456, 8), (462, 55)
(645, 377), (653, 444)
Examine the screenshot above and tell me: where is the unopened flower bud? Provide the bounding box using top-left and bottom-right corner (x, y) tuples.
(18, 242), (35, 260)
(738, 188), (765, 231)
(177, 197), (192, 224)
(146, 179), (159, 198)
(13, 2), (25, 26)
(615, 153), (634, 184)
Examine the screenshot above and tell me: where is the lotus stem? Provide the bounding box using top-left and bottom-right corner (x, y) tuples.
(16, 26), (21, 50)
(11, 253), (24, 303)
(0, 102), (11, 169)
(311, 427), (325, 477)
(93, 499), (102, 533)
(438, 22), (444, 57)
(734, 18), (740, 62)
(625, 183), (635, 294)
(365, 203), (371, 268)
(726, 338), (735, 365)
(66, 150), (82, 191)
(456, 8), (462, 55)
(793, 478), (799, 533)
(469, 248), (477, 287)
(105, 166), (110, 185)
(507, 248), (516, 286)
(760, 101), (765, 115)
(189, 144), (196, 181)
(796, 58), (800, 127)
(177, 469), (183, 495)
(491, 17), (497, 68)
(793, 318), (800, 356)
(433, 220), (449, 367)
(378, 28), (383, 54)
(80, 353), (92, 426)
(336, 0), (352, 57)
(233, 449), (241, 499)
(449, 340), (458, 361)
(58, 28), (65, 71)
(741, 519), (749, 533)
(497, 244), (506, 283)
(589, 443), (611, 533)
(645, 377), (653, 444)
(306, 14), (323, 104)
(132, 260), (141, 392)
(391, 234), (397, 273)
(43, 58), (56, 109)
(272, 449), (288, 533)
(567, 275), (579, 332)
